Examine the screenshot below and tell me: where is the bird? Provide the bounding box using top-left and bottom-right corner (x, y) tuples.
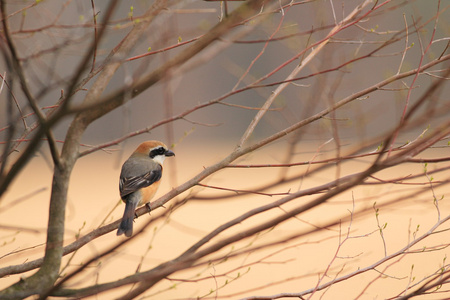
(117, 140), (175, 237)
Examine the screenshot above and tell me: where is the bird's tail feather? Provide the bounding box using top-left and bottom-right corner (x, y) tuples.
(117, 199), (138, 237)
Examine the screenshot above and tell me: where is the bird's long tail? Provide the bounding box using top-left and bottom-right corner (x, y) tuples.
(117, 198), (138, 237)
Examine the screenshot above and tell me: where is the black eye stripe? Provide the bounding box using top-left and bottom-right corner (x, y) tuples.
(149, 147), (166, 158)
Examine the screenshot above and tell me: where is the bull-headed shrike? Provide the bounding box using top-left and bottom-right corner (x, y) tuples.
(117, 141), (174, 237)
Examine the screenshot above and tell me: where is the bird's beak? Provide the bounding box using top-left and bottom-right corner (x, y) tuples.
(165, 149), (175, 157)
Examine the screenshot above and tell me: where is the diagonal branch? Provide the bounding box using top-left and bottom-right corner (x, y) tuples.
(238, 0), (385, 148)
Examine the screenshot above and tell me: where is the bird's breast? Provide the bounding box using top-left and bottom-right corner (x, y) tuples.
(139, 180), (161, 205)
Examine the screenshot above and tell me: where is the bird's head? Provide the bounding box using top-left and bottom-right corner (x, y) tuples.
(134, 140), (175, 165)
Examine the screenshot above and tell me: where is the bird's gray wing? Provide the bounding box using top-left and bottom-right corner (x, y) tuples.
(119, 164), (162, 199)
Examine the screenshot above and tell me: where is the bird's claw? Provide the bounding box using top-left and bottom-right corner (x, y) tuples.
(145, 202), (152, 214)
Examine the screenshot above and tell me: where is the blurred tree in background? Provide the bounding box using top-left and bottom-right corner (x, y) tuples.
(0, 0), (449, 299)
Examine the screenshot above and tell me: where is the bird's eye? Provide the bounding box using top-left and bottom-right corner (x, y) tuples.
(149, 147), (166, 158)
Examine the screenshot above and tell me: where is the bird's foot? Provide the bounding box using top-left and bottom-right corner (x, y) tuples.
(145, 202), (152, 214)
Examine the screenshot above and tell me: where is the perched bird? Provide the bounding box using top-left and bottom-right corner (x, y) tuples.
(117, 141), (175, 237)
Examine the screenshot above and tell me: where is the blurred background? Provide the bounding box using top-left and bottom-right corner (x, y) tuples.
(1, 0), (450, 299)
